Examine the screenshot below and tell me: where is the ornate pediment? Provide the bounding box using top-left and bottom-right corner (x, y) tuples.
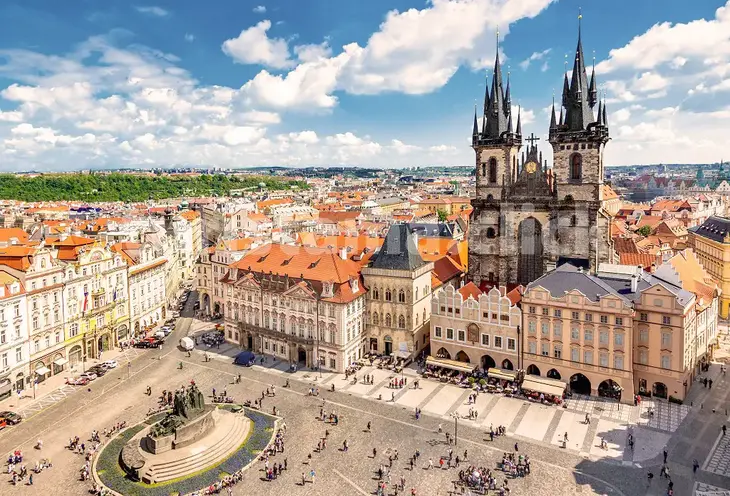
(283, 282), (315, 300)
(233, 272), (260, 289)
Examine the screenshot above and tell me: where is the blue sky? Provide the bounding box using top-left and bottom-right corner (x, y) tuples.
(0, 0), (728, 170)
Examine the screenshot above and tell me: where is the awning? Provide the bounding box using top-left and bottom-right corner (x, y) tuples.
(426, 356), (475, 374)
(521, 375), (567, 397)
(487, 367), (517, 382)
(35, 367), (51, 376)
(54, 358), (68, 366)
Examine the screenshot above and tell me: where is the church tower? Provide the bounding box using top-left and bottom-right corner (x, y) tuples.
(547, 16), (612, 273)
(548, 20), (609, 203)
(473, 42), (522, 201)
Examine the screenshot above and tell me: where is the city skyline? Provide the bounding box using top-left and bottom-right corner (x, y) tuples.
(0, 0), (728, 171)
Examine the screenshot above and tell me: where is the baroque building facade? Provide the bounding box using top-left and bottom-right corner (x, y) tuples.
(468, 26), (613, 287)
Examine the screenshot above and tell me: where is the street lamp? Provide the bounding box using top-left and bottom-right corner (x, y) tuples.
(450, 411), (459, 446)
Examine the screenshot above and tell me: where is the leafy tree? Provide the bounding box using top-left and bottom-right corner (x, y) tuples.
(636, 225), (652, 237)
(437, 208), (449, 222)
(0, 173), (308, 202)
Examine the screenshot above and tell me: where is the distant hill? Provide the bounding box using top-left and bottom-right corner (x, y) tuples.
(0, 173), (308, 202)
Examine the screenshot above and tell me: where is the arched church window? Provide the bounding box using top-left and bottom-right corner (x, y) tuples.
(398, 290), (406, 303)
(488, 158), (498, 183)
(385, 289), (392, 302)
(486, 227), (496, 238)
(481, 163), (487, 177)
(385, 314), (392, 327)
(372, 312), (379, 325)
(398, 315), (406, 328)
(570, 153), (582, 180)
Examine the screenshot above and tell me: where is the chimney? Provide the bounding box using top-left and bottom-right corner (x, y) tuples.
(339, 247), (348, 260)
(631, 274), (638, 293)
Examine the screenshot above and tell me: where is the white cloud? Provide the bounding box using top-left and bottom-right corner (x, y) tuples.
(612, 108), (631, 123)
(240, 110), (281, 125)
(519, 48), (551, 70)
(253, 5), (266, 14)
(222, 20), (293, 69)
(632, 72), (669, 93)
(135, 6), (169, 17)
(184, 33), (195, 43)
(294, 42), (332, 63)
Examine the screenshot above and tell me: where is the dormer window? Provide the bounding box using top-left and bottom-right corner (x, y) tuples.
(322, 281), (334, 298)
(350, 279), (359, 292)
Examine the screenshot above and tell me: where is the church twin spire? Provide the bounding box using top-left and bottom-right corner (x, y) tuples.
(473, 31), (521, 146)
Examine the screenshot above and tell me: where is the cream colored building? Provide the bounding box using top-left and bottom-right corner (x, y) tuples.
(689, 216), (730, 318)
(363, 225), (433, 359)
(220, 243), (366, 373)
(0, 245), (66, 382)
(430, 283), (521, 370)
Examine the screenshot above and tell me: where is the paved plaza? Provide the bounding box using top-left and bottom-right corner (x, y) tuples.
(1, 308), (730, 495)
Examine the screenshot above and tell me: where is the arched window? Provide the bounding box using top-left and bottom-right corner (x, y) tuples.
(488, 158), (498, 183)
(385, 314), (392, 327)
(372, 312), (379, 325)
(398, 315), (406, 328)
(385, 289), (392, 302)
(373, 288), (379, 300)
(570, 153), (582, 180)
(398, 290), (406, 303)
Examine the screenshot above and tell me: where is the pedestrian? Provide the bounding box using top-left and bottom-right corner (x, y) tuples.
(723, 425), (727, 436)
(693, 459), (700, 473)
(514, 442), (519, 452)
(438, 423), (442, 433)
(28, 473), (33, 485)
(310, 469), (316, 484)
(428, 458), (433, 470)
(373, 447), (377, 458)
(663, 448), (668, 463)
(367, 421), (371, 432)
(463, 449), (467, 461)
(585, 413), (590, 424)
(710, 379), (714, 389)
(302, 472), (306, 485)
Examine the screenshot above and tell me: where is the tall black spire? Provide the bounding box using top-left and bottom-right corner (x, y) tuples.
(478, 29), (512, 141)
(588, 55), (598, 108)
(596, 97), (603, 126)
(516, 106), (522, 136)
(562, 10), (595, 132)
(472, 105), (479, 138)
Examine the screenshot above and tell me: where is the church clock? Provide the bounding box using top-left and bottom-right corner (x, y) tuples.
(525, 161), (538, 174)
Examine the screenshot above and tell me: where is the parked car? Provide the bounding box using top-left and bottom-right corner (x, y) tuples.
(88, 366), (108, 376)
(0, 419), (7, 430)
(133, 341), (151, 348)
(66, 376), (90, 386)
(0, 411), (21, 425)
(79, 372), (97, 381)
(101, 360), (118, 369)
(0, 410), (23, 425)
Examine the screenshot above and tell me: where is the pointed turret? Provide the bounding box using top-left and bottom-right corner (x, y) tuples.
(588, 60), (598, 108)
(507, 111), (513, 134)
(472, 105), (479, 139)
(480, 39), (512, 141)
(516, 106), (522, 136)
(558, 106), (564, 126)
(596, 98), (603, 126)
(549, 96), (557, 131)
(602, 99), (608, 127)
(561, 15), (595, 132)
(504, 72), (512, 115)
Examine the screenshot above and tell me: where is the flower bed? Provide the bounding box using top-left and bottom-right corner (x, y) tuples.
(95, 407), (276, 496)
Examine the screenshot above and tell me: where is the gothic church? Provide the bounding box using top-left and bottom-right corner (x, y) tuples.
(468, 25), (613, 287)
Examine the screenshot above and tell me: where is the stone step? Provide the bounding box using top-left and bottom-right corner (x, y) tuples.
(145, 414), (249, 483)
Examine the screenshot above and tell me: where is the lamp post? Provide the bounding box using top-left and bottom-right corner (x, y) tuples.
(451, 411), (459, 446)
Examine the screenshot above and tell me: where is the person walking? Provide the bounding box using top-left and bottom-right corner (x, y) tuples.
(428, 458), (433, 470)
(367, 421), (371, 432)
(663, 448), (668, 464)
(693, 459), (700, 473)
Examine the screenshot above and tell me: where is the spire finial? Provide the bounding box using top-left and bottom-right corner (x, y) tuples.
(578, 7), (582, 39)
(564, 53), (568, 73)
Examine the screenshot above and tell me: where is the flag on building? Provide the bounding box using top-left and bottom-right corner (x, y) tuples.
(83, 289), (89, 314)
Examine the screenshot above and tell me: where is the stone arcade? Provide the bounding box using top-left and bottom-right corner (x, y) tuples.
(468, 23), (613, 287)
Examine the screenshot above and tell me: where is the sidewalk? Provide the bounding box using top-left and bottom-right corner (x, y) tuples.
(0, 344), (145, 418)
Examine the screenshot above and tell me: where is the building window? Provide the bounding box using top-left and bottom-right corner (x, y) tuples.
(529, 306), (536, 314)
(661, 355), (671, 369)
(553, 345), (562, 359)
(584, 350), (593, 364)
(599, 353), (608, 367)
(446, 328), (454, 340)
(553, 323), (562, 338)
(528, 341), (537, 354)
(599, 315), (608, 324)
(542, 307), (549, 316)
(571, 348), (579, 362)
(614, 355), (624, 370)
(615, 317), (623, 326)
(488, 158), (497, 183)
(385, 314), (392, 327)
(662, 316), (671, 325)
(639, 329), (648, 342)
(599, 331), (608, 345)
(528, 321), (536, 334)
(398, 315), (406, 328)
(661, 332), (671, 348)
(639, 349), (648, 364)
(373, 288), (379, 300)
(507, 338), (516, 351)
(15, 347), (22, 362)
(584, 313), (593, 322)
(435, 326), (442, 338)
(494, 336), (502, 348)
(541, 343), (549, 356)
(570, 153), (582, 180)
(571, 311), (579, 320)
(541, 322), (549, 336)
(584, 329), (593, 342)
(640, 313), (648, 322)
(614, 333), (624, 346)
(481, 334), (489, 346)
(554, 309), (562, 318)
(398, 290), (406, 303)
(385, 289), (392, 302)
(457, 329), (465, 341)
(571, 327), (579, 340)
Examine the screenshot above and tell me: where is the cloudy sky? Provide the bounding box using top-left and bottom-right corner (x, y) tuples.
(0, 0), (728, 171)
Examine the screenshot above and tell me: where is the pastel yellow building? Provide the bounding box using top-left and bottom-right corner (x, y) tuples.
(689, 216), (730, 318)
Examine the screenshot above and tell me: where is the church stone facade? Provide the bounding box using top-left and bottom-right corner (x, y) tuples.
(468, 27), (613, 287)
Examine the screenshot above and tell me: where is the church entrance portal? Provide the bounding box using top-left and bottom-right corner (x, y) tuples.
(518, 217), (544, 285)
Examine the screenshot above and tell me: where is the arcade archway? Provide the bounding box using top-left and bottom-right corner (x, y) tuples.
(570, 373), (591, 395)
